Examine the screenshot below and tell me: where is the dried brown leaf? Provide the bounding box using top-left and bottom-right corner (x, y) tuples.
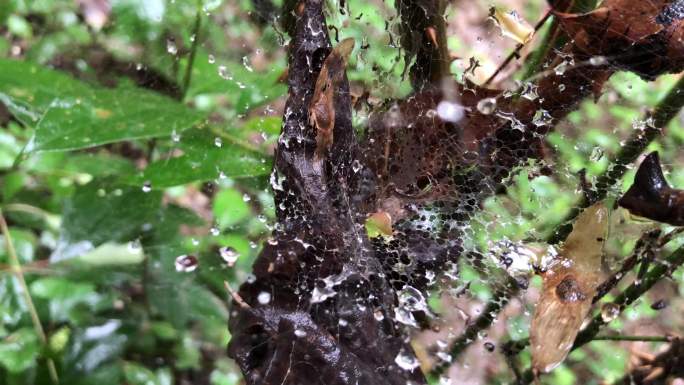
(531, 202), (608, 373)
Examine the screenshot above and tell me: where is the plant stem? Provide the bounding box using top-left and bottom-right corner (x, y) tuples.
(427, 275), (519, 379)
(181, 4), (203, 100)
(591, 334), (672, 342)
(0, 209), (59, 384)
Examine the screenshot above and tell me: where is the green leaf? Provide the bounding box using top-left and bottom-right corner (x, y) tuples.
(62, 320), (126, 375)
(78, 242), (145, 266)
(54, 181), (162, 261)
(0, 59), (205, 152)
(0, 328), (40, 373)
(0, 276), (27, 327)
(30, 277), (100, 322)
(128, 129), (271, 187)
(213, 188), (251, 229)
(123, 362), (162, 385)
(184, 51), (286, 113)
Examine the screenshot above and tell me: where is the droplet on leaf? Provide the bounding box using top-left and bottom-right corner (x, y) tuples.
(219, 246), (240, 266)
(166, 38), (178, 55)
(218, 65), (232, 80)
(175, 255), (198, 272)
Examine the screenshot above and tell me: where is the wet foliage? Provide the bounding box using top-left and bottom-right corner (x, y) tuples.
(2, 0), (684, 384)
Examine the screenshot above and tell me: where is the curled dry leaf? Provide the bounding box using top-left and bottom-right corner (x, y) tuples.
(618, 151), (684, 226)
(489, 7), (535, 44)
(531, 202), (609, 374)
(309, 37), (355, 159)
(554, 0), (684, 79)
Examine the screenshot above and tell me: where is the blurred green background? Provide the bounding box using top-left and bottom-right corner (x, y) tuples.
(1, 0), (683, 384)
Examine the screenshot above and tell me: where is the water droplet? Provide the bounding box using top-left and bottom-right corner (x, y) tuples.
(554, 61), (570, 75)
(257, 291), (271, 304)
(436, 100), (464, 123)
(398, 286), (428, 312)
(219, 246), (240, 266)
(128, 240), (142, 252)
(214, 137), (222, 147)
(532, 109), (553, 127)
(175, 255), (198, 272)
(521, 82), (539, 101)
(218, 65), (233, 80)
(352, 159), (362, 173)
(394, 349), (420, 371)
(242, 56), (253, 72)
(477, 97), (497, 115)
(601, 303), (620, 323)
(208, 54), (215, 64)
(242, 194), (251, 202)
(166, 39), (178, 55)
(590, 146), (604, 162)
(209, 227), (220, 236)
(651, 299), (667, 310)
(171, 130), (180, 142)
(589, 56), (607, 66)
(142, 181), (152, 193)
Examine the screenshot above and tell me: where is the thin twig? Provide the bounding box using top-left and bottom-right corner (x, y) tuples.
(428, 275), (519, 379)
(182, 3), (203, 99)
(593, 229), (660, 302)
(592, 334), (673, 342)
(0, 209), (59, 384)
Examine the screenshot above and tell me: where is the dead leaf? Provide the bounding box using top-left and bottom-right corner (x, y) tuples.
(530, 202), (608, 373)
(489, 7), (535, 44)
(309, 38), (355, 159)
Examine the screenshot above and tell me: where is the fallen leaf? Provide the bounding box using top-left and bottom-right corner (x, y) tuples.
(530, 202), (608, 374)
